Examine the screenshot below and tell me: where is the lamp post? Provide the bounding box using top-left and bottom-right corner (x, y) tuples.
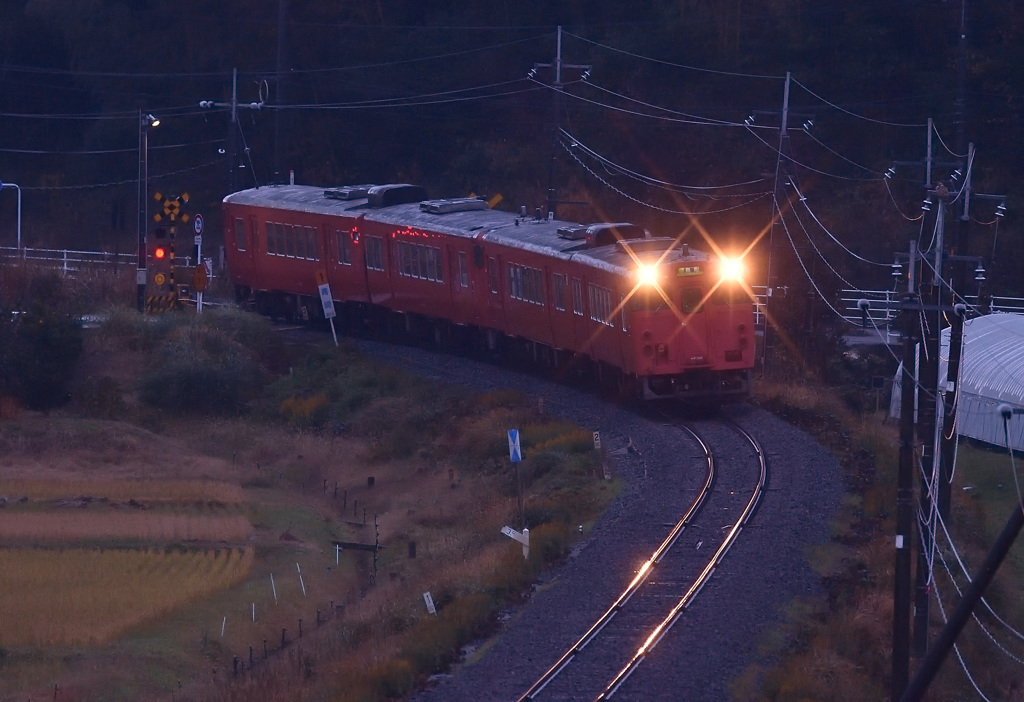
(137, 112), (160, 312)
(0, 181), (21, 251)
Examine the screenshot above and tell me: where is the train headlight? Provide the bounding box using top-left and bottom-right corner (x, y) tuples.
(719, 256), (745, 283)
(636, 263), (659, 287)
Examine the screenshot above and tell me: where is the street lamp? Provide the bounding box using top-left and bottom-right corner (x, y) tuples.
(0, 181), (21, 250)
(137, 112), (160, 312)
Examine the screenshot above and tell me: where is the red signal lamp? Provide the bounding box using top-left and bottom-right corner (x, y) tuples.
(153, 246), (166, 260)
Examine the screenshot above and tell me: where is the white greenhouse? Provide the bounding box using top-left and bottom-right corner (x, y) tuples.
(890, 313), (1024, 452)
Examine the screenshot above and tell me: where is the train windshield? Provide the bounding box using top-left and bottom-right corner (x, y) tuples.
(681, 287), (704, 315)
(629, 287), (668, 311)
(710, 282), (747, 305)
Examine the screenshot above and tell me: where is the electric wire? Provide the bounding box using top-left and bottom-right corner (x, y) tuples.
(788, 178), (891, 266)
(790, 76), (928, 128)
(19, 158), (223, 191)
(931, 121), (968, 159)
(560, 138), (770, 215)
(580, 80), (741, 126)
(883, 177), (926, 222)
(745, 125), (878, 181)
(0, 138), (225, 156)
(543, 79), (750, 127)
(564, 31), (784, 80)
(786, 189), (860, 290)
(275, 77), (538, 110)
(929, 578), (995, 702)
(561, 128), (771, 195)
(797, 128), (883, 176)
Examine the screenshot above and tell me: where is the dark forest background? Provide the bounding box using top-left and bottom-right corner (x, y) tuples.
(1, 0), (1021, 303)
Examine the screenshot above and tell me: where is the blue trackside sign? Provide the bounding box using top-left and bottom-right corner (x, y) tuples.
(508, 429), (522, 463)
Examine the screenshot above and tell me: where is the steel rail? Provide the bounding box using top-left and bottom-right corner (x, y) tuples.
(597, 418), (767, 700)
(517, 423), (715, 701)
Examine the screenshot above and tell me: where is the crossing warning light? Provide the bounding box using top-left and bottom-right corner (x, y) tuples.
(154, 246), (166, 259)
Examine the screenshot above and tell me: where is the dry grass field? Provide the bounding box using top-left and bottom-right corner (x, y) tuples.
(0, 313), (616, 701)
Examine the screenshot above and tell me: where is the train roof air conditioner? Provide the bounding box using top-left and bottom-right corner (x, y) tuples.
(585, 223), (649, 248)
(419, 198), (489, 214)
(616, 238), (688, 256)
(324, 184), (377, 200)
(367, 184), (428, 208)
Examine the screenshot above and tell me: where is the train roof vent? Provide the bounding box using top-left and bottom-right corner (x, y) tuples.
(419, 197), (489, 214)
(585, 223), (650, 248)
(557, 225), (589, 240)
(324, 184), (377, 200)
(616, 237), (688, 256)
(367, 184), (428, 208)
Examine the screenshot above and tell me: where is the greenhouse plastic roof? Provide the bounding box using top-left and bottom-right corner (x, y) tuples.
(891, 313), (1024, 451)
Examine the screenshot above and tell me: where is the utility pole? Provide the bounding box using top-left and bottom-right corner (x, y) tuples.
(274, 0), (289, 183)
(530, 26), (590, 219)
(892, 248), (920, 700)
(757, 71), (794, 376)
(200, 69), (263, 194)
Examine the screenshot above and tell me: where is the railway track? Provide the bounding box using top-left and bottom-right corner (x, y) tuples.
(518, 417), (767, 701)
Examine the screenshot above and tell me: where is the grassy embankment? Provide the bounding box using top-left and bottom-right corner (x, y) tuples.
(734, 379), (1024, 701)
(0, 304), (619, 701)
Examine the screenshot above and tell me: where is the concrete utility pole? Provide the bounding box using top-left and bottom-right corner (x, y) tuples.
(200, 69), (263, 194)
(530, 26), (590, 219)
(892, 258), (921, 700)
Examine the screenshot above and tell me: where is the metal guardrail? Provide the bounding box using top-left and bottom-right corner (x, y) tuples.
(0, 246), (195, 272)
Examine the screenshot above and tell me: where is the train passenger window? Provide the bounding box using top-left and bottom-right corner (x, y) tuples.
(295, 225), (307, 259)
(286, 225), (297, 257)
(458, 252), (469, 288)
(306, 227), (318, 261)
(336, 230), (352, 265)
(234, 218), (247, 251)
(508, 264), (544, 305)
(272, 223), (284, 256)
(588, 285), (614, 327)
(572, 278), (583, 316)
(681, 287), (704, 315)
(553, 273), (567, 311)
(621, 295), (627, 332)
(265, 222), (277, 255)
(488, 258), (499, 293)
(366, 236), (384, 271)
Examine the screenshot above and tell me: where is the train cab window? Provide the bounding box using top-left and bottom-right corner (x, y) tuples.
(571, 278), (584, 316)
(553, 273), (567, 311)
(234, 218), (247, 251)
(711, 283), (745, 305)
(621, 295), (628, 332)
(366, 236), (384, 271)
(681, 287), (704, 315)
(458, 252), (469, 288)
(336, 230), (352, 265)
(487, 258), (499, 294)
(265, 222), (278, 255)
(628, 287), (667, 311)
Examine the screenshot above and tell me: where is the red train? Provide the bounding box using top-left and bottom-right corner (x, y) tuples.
(222, 183), (755, 402)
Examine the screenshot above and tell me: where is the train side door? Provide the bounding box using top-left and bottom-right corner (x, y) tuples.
(570, 276), (588, 352)
(485, 254), (506, 330)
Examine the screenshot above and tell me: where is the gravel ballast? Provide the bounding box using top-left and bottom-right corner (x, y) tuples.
(354, 340), (844, 702)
